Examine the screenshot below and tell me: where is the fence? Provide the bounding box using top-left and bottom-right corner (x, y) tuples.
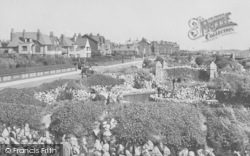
(0, 64), (77, 83)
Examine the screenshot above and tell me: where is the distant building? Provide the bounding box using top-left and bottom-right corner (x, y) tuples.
(138, 38), (151, 56)
(7, 29), (62, 55)
(104, 39), (112, 55)
(151, 40), (179, 54)
(81, 34), (99, 56)
(89, 33), (107, 55)
(59, 34), (91, 58)
(112, 44), (139, 56)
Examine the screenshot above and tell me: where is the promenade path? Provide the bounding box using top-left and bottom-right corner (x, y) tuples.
(0, 59), (143, 90)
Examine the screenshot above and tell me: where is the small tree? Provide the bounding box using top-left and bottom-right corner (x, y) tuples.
(195, 56), (204, 66)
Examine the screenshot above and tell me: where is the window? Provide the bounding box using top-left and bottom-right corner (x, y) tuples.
(22, 46), (27, 51)
(87, 47), (90, 51)
(27, 39), (30, 42)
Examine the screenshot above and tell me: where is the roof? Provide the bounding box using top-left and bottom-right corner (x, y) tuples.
(113, 44), (138, 52)
(90, 34), (105, 43)
(75, 38), (88, 46)
(7, 37), (24, 47)
(49, 36), (59, 44)
(8, 31), (53, 47)
(60, 37), (74, 47)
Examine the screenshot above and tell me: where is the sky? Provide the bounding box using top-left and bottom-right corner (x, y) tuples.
(0, 0), (249, 50)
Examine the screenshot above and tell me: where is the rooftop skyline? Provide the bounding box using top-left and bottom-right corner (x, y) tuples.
(0, 0), (249, 50)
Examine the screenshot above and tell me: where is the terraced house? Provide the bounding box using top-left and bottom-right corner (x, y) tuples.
(138, 38), (151, 56)
(7, 29), (62, 55)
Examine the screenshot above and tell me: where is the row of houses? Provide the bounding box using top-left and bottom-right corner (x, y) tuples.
(3, 29), (180, 58)
(6, 29), (113, 58)
(112, 38), (180, 56)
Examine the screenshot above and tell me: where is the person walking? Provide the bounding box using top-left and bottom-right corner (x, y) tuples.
(60, 134), (73, 156)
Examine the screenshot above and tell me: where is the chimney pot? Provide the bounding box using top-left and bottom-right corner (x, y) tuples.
(23, 29), (25, 38)
(50, 31), (54, 37)
(10, 28), (14, 41)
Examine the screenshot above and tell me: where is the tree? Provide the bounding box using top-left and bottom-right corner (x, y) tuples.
(195, 56), (204, 66)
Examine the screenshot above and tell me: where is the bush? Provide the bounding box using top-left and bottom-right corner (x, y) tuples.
(0, 102), (43, 129)
(86, 74), (124, 87)
(49, 101), (105, 136)
(215, 55), (230, 69)
(0, 88), (46, 107)
(195, 56), (204, 66)
(202, 105), (250, 154)
(111, 102), (206, 150)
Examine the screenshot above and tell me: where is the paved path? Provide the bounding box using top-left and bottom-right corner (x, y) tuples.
(0, 59), (144, 90)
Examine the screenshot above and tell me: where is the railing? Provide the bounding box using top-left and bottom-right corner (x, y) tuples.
(0, 64), (77, 83)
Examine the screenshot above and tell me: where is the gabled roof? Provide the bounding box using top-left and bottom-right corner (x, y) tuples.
(7, 37), (24, 47)
(75, 38), (88, 47)
(12, 32), (53, 45)
(82, 34), (98, 44)
(49, 36), (59, 44)
(89, 34), (105, 43)
(60, 37), (74, 47)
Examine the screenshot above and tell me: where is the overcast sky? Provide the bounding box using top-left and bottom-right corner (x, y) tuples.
(0, 0), (249, 50)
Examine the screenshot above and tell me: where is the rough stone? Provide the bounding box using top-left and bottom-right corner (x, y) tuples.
(178, 148), (189, 156)
(134, 146), (142, 156)
(102, 143), (109, 152)
(142, 149), (151, 156)
(103, 130), (112, 137)
(143, 140), (154, 151)
(188, 151), (195, 156)
(125, 150), (133, 156)
(117, 144), (125, 154)
(2, 128), (9, 137)
(103, 152), (111, 156)
(163, 146), (171, 156)
(152, 146), (163, 156)
(94, 140), (102, 151)
(197, 149), (205, 156)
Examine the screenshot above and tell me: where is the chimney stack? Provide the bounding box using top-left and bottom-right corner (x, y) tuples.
(73, 33), (77, 42)
(37, 29), (40, 42)
(50, 31), (54, 37)
(78, 33), (81, 39)
(10, 28), (14, 41)
(61, 34), (64, 46)
(22, 29), (25, 39)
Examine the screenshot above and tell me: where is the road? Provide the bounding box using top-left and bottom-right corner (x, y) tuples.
(0, 59), (143, 90)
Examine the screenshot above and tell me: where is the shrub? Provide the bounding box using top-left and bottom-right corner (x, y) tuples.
(215, 55), (230, 69)
(49, 101), (105, 136)
(195, 56), (204, 66)
(0, 102), (43, 129)
(0, 88), (46, 107)
(111, 102), (206, 150)
(86, 74), (124, 87)
(202, 105), (250, 154)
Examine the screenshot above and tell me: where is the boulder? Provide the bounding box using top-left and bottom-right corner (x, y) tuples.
(103, 152), (111, 156)
(103, 124), (111, 131)
(21, 139), (28, 144)
(2, 128), (9, 137)
(94, 140), (102, 151)
(134, 146), (142, 156)
(117, 144), (125, 154)
(103, 130), (112, 137)
(0, 137), (5, 143)
(188, 151), (195, 156)
(197, 149), (205, 156)
(178, 148), (189, 156)
(143, 140), (154, 151)
(81, 145), (88, 154)
(163, 146), (171, 156)
(10, 131), (17, 139)
(142, 149), (151, 156)
(4, 138), (10, 144)
(151, 146), (163, 156)
(102, 143), (109, 152)
(15, 128), (21, 134)
(125, 150), (133, 156)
